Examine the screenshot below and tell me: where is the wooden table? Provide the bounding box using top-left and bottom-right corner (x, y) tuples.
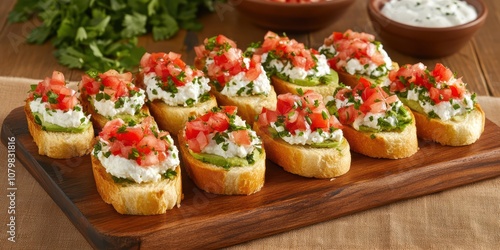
(1, 0), (500, 249)
(1, 0), (500, 97)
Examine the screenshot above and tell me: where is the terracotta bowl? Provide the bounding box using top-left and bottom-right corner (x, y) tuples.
(367, 0), (488, 58)
(234, 0), (356, 32)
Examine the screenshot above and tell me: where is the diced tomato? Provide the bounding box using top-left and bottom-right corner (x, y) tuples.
(450, 84), (465, 98)
(215, 34), (237, 48)
(429, 87), (440, 103)
(309, 112), (329, 130)
(207, 112), (230, 132)
(231, 130), (251, 146)
(432, 63), (453, 82)
(277, 93), (297, 114)
(115, 127), (144, 146)
(221, 106), (238, 115)
(285, 114), (307, 134)
(137, 153), (160, 167)
(187, 131), (209, 153)
(50, 71), (66, 85)
(185, 120), (210, 139)
(338, 105), (358, 125)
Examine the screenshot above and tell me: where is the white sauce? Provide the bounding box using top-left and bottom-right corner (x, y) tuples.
(381, 0), (478, 28)
(92, 89), (146, 118)
(94, 137), (180, 184)
(143, 72), (211, 106)
(201, 116), (261, 158)
(219, 57), (271, 97)
(29, 98), (90, 128)
(261, 53), (331, 81)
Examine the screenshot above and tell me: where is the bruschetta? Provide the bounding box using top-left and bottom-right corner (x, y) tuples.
(136, 52), (218, 135)
(194, 34), (277, 124)
(25, 71), (94, 159)
(385, 62), (485, 146)
(326, 78), (418, 159)
(178, 106), (266, 195)
(319, 29), (396, 87)
(80, 69), (150, 130)
(254, 90), (350, 178)
(91, 117), (182, 215)
(247, 31), (340, 98)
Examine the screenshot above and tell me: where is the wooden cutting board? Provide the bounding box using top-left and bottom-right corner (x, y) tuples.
(2, 106), (500, 249)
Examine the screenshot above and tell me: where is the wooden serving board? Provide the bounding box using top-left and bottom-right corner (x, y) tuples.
(2, 106), (500, 249)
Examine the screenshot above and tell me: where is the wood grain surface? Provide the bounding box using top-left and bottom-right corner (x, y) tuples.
(2, 106), (500, 249)
(0, 0), (499, 97)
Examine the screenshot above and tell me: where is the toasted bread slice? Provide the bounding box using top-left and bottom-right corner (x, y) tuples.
(24, 102), (94, 159)
(91, 155), (182, 215)
(177, 130), (266, 195)
(148, 95), (218, 135)
(253, 123), (350, 178)
(341, 108), (419, 159)
(210, 87), (277, 124)
(412, 103), (485, 146)
(271, 76), (339, 99)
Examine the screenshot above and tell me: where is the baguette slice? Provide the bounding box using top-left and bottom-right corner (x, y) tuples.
(341, 108), (419, 159)
(271, 75), (339, 99)
(210, 87), (277, 124)
(25, 102), (94, 159)
(412, 103), (485, 146)
(253, 123), (350, 178)
(91, 154), (182, 215)
(178, 130), (266, 195)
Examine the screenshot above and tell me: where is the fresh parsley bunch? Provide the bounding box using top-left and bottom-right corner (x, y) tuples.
(8, 0), (216, 72)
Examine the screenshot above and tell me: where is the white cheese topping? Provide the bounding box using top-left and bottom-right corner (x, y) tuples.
(219, 57), (271, 97)
(381, 0), (478, 28)
(261, 53), (331, 81)
(406, 87), (474, 121)
(91, 89), (146, 118)
(143, 72), (211, 106)
(94, 137), (180, 184)
(29, 98), (90, 128)
(201, 116), (261, 158)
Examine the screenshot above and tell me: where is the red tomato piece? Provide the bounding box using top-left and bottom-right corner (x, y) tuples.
(338, 105), (358, 125)
(231, 130), (251, 146)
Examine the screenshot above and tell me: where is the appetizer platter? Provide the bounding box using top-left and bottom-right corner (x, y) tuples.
(2, 30), (500, 249)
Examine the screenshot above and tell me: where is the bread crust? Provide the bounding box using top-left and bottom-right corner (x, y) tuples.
(341, 107), (419, 159)
(148, 96), (218, 135)
(412, 103), (485, 146)
(177, 130), (266, 195)
(253, 123), (350, 178)
(24, 101), (94, 159)
(91, 154), (182, 215)
(210, 87), (277, 124)
(271, 76), (339, 99)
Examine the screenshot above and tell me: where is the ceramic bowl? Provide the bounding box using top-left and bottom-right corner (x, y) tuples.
(367, 0), (488, 58)
(235, 0), (356, 32)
